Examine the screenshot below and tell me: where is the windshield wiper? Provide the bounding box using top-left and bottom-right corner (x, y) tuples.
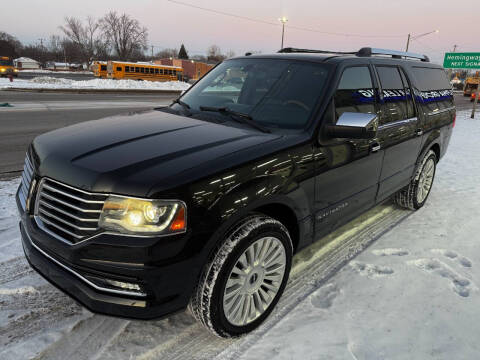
(199, 106), (271, 133)
(172, 98), (191, 110)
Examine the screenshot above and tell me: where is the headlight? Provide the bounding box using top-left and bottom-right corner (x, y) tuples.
(14, 69), (18, 72)
(98, 196), (186, 236)
(0, 69), (5, 72)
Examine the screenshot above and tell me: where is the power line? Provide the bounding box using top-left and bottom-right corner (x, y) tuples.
(167, 0), (405, 38)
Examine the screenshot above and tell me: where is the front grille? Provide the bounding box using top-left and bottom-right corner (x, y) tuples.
(18, 154), (35, 211)
(35, 178), (108, 244)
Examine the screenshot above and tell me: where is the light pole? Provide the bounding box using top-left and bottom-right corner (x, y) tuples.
(279, 16), (288, 49)
(406, 30), (439, 52)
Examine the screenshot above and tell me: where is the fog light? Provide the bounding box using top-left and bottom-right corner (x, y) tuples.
(104, 279), (142, 291)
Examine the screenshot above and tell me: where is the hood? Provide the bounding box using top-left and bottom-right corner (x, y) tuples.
(32, 110), (282, 196)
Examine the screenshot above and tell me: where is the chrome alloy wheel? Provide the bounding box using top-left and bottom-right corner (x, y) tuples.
(417, 158), (435, 203)
(223, 236), (287, 327)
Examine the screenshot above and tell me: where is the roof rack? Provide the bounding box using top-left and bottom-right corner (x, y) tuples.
(278, 47), (356, 55)
(357, 47), (430, 62)
(278, 47), (430, 62)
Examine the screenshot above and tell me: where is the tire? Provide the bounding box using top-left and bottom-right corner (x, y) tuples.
(394, 150), (437, 210)
(189, 215), (293, 338)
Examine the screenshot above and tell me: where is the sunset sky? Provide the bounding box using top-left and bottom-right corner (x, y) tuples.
(2, 0), (478, 64)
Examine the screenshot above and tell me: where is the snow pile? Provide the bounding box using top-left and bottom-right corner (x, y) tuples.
(19, 69), (92, 74)
(0, 77), (190, 91)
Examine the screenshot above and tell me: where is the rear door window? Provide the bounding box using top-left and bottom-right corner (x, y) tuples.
(376, 66), (409, 124)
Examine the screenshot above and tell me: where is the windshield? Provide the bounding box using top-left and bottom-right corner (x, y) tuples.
(180, 58), (330, 129)
(0, 59), (13, 66)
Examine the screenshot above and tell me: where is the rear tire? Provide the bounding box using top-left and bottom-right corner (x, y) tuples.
(394, 150), (437, 210)
(189, 215), (293, 338)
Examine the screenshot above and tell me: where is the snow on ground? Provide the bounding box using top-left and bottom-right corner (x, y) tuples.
(0, 110), (478, 359)
(18, 70), (92, 75)
(236, 110), (480, 360)
(0, 76), (190, 91)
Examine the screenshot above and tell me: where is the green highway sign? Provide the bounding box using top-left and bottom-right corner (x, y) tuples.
(443, 52), (480, 69)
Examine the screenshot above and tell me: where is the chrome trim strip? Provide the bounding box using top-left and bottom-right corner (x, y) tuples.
(378, 117), (417, 130)
(42, 183), (106, 204)
(39, 208), (98, 231)
(19, 189), (27, 211)
(427, 106), (455, 116)
(23, 227), (147, 297)
(39, 200), (99, 222)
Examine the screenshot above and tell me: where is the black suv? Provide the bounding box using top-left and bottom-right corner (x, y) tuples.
(17, 47), (455, 337)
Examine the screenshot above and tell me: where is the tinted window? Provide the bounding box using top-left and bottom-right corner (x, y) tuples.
(125, 66), (130, 72)
(412, 67), (450, 91)
(399, 68), (416, 118)
(116, 66), (122, 71)
(334, 66), (375, 120)
(0, 59), (13, 66)
(181, 59), (329, 129)
(141, 68), (145, 73)
(376, 66), (408, 124)
(150, 68), (154, 74)
(101, 65), (107, 71)
(155, 68), (159, 74)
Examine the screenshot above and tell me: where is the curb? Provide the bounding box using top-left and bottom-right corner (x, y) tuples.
(0, 88), (184, 95)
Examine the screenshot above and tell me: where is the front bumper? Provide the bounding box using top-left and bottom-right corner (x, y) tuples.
(18, 191), (205, 320)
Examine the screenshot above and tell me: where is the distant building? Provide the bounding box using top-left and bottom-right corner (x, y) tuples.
(154, 59), (214, 81)
(14, 57), (40, 69)
(45, 62), (84, 71)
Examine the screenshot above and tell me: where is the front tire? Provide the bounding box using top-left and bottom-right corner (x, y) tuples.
(394, 150), (437, 210)
(189, 215), (293, 338)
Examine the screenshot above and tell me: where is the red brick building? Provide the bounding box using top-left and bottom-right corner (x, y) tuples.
(154, 59), (214, 81)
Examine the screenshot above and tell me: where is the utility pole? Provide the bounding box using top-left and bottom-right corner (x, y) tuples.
(151, 45), (154, 60)
(406, 34), (411, 52)
(472, 72), (480, 119)
(448, 45), (458, 80)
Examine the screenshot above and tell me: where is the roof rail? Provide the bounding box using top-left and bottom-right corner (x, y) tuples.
(278, 47), (355, 55)
(357, 47), (430, 62)
(278, 47), (430, 62)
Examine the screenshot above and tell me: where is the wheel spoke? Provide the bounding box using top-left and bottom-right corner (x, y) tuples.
(223, 236), (287, 327)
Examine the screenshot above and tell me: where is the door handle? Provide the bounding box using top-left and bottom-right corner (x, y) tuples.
(416, 128), (423, 136)
(371, 142), (381, 152)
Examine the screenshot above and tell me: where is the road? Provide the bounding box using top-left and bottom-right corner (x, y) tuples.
(16, 72), (95, 81)
(0, 91), (474, 178)
(0, 91), (176, 178)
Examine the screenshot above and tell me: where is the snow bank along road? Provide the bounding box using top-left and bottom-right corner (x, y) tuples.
(0, 110), (478, 359)
(0, 91), (177, 177)
(0, 77), (190, 92)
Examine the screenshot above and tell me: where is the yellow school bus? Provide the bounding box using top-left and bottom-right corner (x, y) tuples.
(0, 56), (18, 77)
(92, 61), (107, 78)
(107, 61), (183, 81)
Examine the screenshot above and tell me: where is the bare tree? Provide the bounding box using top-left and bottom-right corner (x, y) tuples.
(100, 12), (148, 60)
(155, 48), (177, 59)
(60, 16), (103, 66)
(207, 45), (226, 63)
(0, 31), (23, 58)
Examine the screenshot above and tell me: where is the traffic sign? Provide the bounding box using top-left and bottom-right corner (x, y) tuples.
(443, 53), (480, 69)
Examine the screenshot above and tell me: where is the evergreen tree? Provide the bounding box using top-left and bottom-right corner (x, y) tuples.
(178, 44), (188, 59)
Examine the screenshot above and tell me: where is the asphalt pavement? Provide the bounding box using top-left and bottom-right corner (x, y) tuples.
(16, 72), (95, 81)
(0, 91), (475, 179)
(0, 91), (176, 178)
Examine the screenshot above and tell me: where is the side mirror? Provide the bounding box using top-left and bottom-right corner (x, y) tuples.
(325, 112), (378, 139)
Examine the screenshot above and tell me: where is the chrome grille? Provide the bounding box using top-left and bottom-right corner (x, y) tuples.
(35, 178), (108, 244)
(18, 154), (35, 211)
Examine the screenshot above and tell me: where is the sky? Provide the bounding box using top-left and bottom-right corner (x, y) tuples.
(1, 0), (478, 64)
